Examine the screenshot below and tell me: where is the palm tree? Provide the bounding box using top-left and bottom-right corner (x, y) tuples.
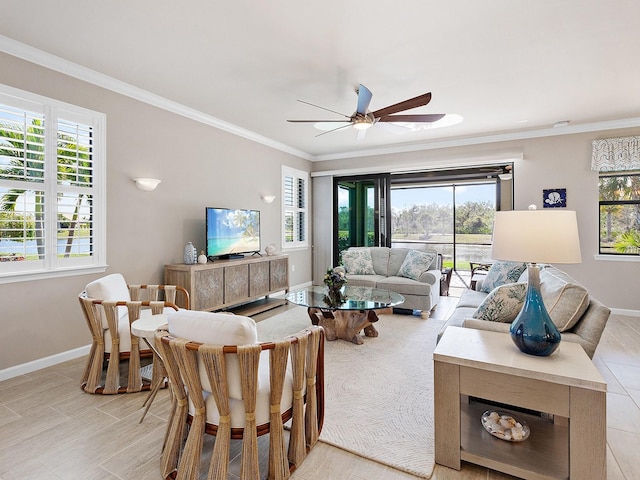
(615, 230), (640, 254)
(1, 119), (91, 259)
(0, 119), (45, 258)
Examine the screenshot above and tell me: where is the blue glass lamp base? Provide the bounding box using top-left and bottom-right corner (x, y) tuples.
(509, 265), (561, 356)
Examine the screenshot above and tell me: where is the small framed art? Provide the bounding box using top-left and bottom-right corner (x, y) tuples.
(543, 188), (567, 208)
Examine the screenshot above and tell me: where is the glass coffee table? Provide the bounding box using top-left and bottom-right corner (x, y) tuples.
(285, 285), (404, 344)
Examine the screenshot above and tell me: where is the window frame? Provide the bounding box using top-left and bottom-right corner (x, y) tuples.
(597, 170), (640, 258)
(281, 165), (309, 250)
(0, 84), (106, 284)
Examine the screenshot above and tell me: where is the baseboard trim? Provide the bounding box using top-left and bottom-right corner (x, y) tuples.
(0, 344), (91, 382)
(611, 308), (640, 318)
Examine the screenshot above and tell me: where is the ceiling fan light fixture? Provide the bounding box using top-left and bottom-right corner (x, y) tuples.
(352, 116), (373, 130)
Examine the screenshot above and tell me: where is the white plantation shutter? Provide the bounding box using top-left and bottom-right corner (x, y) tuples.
(0, 85), (106, 282)
(282, 166), (309, 248)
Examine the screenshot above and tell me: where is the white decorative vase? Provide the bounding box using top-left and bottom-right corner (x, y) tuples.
(184, 242), (196, 265)
(197, 251), (208, 264)
(265, 244), (276, 256)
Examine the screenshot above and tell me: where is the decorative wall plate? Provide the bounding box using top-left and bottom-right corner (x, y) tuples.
(481, 410), (530, 442)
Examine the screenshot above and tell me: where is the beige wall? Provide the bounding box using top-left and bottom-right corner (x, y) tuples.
(0, 53), (312, 371)
(312, 132), (639, 312)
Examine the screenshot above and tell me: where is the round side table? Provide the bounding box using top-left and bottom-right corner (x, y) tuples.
(131, 314), (169, 423)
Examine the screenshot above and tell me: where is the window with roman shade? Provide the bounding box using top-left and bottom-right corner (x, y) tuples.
(282, 166), (309, 249)
(592, 136), (640, 256)
(0, 84), (106, 282)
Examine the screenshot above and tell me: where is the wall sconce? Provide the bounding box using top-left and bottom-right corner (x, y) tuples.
(261, 195), (276, 204)
(133, 178), (161, 191)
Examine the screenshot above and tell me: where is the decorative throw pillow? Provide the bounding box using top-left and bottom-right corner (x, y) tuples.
(397, 250), (437, 281)
(472, 283), (527, 322)
(480, 260), (527, 293)
(341, 249), (376, 275)
(539, 267), (590, 331)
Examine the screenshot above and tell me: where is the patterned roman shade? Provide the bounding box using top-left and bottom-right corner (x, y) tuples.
(591, 135), (640, 172)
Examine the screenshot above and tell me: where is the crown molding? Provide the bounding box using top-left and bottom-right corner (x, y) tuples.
(312, 117), (640, 162)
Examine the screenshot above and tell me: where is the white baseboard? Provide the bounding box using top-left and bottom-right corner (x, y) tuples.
(0, 344), (91, 382)
(611, 308), (640, 317)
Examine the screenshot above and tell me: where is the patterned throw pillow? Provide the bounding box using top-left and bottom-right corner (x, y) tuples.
(472, 283), (527, 322)
(342, 249), (376, 275)
(480, 260), (527, 293)
(397, 250), (437, 281)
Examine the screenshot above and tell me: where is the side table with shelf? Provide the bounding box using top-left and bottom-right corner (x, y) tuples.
(434, 326), (606, 480)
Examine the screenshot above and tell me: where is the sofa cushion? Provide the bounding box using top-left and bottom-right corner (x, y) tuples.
(342, 249), (376, 275)
(480, 261), (527, 293)
(367, 247), (392, 276)
(456, 289), (489, 309)
(540, 267), (589, 332)
(397, 249), (437, 281)
(376, 276), (433, 296)
(472, 282), (527, 323)
(345, 274), (387, 288)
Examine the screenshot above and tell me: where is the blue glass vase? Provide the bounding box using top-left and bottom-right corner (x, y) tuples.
(509, 264), (561, 356)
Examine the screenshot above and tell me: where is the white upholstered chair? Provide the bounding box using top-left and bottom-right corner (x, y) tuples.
(156, 310), (324, 480)
(78, 273), (189, 394)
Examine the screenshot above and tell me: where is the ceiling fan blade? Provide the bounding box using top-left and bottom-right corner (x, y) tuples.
(378, 113), (446, 123)
(296, 99), (351, 119)
(287, 119), (353, 123)
(315, 123), (354, 137)
(356, 84), (373, 115)
(371, 92), (432, 119)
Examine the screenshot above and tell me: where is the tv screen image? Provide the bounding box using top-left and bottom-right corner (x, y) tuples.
(206, 207), (260, 258)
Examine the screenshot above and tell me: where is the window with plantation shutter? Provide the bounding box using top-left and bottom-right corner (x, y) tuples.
(0, 84), (106, 282)
(282, 166), (309, 249)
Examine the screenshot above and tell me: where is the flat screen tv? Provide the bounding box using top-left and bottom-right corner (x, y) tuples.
(206, 207), (261, 259)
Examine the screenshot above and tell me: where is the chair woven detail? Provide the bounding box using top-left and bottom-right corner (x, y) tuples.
(159, 325), (324, 480)
(78, 279), (188, 395)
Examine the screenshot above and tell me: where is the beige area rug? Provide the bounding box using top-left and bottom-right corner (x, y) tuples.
(256, 307), (439, 479)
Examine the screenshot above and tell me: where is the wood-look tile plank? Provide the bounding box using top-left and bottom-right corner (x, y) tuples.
(608, 362), (640, 391)
(607, 391), (640, 434)
(606, 428), (640, 480)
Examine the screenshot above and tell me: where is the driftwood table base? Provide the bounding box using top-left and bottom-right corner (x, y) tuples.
(307, 308), (379, 345)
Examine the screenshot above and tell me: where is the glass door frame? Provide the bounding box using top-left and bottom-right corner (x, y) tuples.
(332, 173), (391, 266)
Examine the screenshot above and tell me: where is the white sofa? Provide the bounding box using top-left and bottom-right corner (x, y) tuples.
(438, 264), (610, 358)
(341, 247), (442, 314)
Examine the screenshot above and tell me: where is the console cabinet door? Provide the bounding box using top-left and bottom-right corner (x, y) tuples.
(270, 257), (289, 291)
(249, 262), (270, 297)
(194, 268), (224, 311)
(225, 264), (249, 304)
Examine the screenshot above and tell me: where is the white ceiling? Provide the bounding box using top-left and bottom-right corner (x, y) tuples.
(2, 0), (640, 160)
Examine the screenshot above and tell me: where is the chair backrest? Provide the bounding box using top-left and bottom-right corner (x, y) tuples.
(86, 273), (131, 324)
(156, 314), (324, 480)
(168, 310), (259, 399)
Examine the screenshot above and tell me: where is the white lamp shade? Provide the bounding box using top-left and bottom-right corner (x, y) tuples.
(490, 210), (582, 264)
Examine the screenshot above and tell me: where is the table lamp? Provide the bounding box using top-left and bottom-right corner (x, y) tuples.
(490, 206), (582, 356)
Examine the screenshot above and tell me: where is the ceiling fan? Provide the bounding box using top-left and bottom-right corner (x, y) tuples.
(287, 84), (446, 137)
